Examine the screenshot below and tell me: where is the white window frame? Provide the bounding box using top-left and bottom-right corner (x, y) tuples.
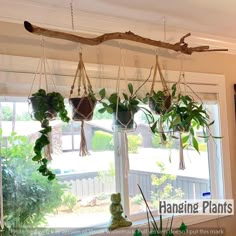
(0, 71), (232, 235)
(112, 71), (232, 230)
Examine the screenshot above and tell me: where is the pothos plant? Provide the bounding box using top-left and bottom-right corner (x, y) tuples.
(29, 88), (70, 180)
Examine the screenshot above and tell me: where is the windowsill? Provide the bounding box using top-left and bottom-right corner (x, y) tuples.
(90, 214), (231, 236)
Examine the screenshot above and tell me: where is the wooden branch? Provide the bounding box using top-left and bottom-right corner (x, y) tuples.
(24, 21), (228, 55)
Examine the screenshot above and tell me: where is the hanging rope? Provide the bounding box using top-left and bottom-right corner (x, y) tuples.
(28, 38), (57, 161)
(113, 45), (135, 131)
(69, 52), (96, 156)
(70, 0), (75, 31)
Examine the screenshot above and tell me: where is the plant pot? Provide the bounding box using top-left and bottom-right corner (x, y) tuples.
(29, 96), (57, 120)
(113, 110), (134, 130)
(149, 95), (171, 115)
(69, 97), (96, 121)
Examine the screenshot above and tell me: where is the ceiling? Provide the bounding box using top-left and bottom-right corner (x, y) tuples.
(0, 0), (235, 98)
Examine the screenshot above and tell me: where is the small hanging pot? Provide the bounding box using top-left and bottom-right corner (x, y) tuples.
(112, 110), (134, 130)
(69, 52), (96, 156)
(69, 96), (96, 121)
(29, 94), (57, 121)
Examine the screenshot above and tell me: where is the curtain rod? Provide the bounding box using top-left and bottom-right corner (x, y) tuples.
(24, 21), (228, 55)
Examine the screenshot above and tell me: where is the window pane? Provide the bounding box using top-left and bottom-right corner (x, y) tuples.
(127, 106), (215, 216)
(1, 101), (115, 234)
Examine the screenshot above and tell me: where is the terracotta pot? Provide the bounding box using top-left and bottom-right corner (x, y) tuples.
(69, 97), (96, 121)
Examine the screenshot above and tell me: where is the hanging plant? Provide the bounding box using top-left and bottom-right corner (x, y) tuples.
(29, 46), (70, 180)
(69, 52), (105, 156)
(98, 48), (154, 131)
(29, 89), (69, 180)
(162, 82), (218, 169)
(98, 82), (155, 131)
(145, 55), (172, 144)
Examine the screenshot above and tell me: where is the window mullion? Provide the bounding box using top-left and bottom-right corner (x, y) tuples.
(114, 131), (130, 218)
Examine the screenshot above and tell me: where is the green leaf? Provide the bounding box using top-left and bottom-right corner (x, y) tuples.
(179, 222), (187, 233)
(212, 136), (223, 139)
(109, 93), (118, 104)
(198, 135), (210, 139)
(99, 88), (106, 99)
(171, 83), (177, 97)
(123, 93), (128, 100)
(32, 155), (41, 161)
(128, 83), (133, 95)
(161, 133), (166, 141)
(98, 107), (106, 114)
(190, 127), (194, 136)
(48, 173), (56, 180)
(107, 106), (114, 114)
(182, 135), (189, 144)
(208, 120), (215, 126)
(192, 136), (199, 153)
(133, 229), (142, 236)
(171, 116), (181, 126)
(150, 121), (157, 133)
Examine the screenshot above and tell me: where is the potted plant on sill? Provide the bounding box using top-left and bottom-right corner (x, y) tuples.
(98, 83), (155, 131)
(29, 88), (70, 180)
(133, 184), (187, 236)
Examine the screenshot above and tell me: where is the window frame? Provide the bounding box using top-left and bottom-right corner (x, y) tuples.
(113, 71), (232, 228)
(0, 71), (232, 234)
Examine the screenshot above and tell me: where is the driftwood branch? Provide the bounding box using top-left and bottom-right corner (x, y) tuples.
(24, 21), (228, 55)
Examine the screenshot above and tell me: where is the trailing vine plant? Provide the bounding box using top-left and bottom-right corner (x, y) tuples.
(30, 89), (70, 180)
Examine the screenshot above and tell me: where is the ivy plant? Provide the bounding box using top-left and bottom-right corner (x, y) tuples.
(29, 89), (70, 180)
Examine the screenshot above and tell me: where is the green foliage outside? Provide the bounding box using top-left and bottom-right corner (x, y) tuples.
(61, 192), (77, 211)
(199, 142), (207, 152)
(127, 134), (142, 153)
(131, 194), (143, 205)
(152, 134), (177, 149)
(0, 131), (65, 235)
(98, 162), (115, 183)
(92, 130), (114, 151)
(93, 103), (113, 120)
(151, 161), (184, 208)
(152, 134), (161, 148)
(2, 103), (32, 121)
(1, 105), (13, 121)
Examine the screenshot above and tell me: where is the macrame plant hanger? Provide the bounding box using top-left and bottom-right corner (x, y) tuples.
(28, 38), (57, 161)
(113, 46), (136, 131)
(69, 52), (96, 156)
(150, 54), (171, 144)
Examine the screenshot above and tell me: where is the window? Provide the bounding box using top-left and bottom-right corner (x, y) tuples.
(112, 71), (232, 229)
(0, 71), (232, 234)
